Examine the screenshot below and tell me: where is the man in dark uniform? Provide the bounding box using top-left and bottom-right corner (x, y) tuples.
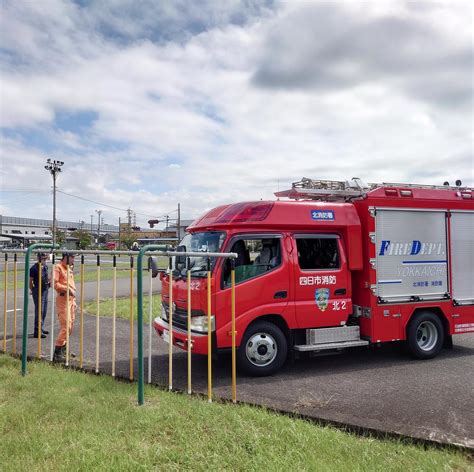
(29, 253), (50, 338)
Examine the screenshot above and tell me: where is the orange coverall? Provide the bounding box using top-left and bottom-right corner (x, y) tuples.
(54, 262), (77, 348)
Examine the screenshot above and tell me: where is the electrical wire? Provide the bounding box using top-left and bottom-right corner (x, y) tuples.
(56, 190), (177, 220)
(0, 192), (49, 206)
(1, 188), (179, 223)
(0, 189), (49, 193)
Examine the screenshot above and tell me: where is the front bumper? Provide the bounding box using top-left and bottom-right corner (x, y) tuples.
(153, 317), (210, 354)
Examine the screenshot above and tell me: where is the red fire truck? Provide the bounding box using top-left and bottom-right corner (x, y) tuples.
(154, 178), (474, 376)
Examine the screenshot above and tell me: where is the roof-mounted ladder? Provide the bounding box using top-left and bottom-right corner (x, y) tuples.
(274, 177), (473, 202)
(275, 177), (371, 201)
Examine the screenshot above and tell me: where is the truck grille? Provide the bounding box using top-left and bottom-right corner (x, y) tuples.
(162, 302), (206, 331)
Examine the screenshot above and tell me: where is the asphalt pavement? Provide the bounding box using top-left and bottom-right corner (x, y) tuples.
(2, 278), (473, 448)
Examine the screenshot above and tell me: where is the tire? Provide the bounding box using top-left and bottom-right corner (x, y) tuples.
(406, 311), (444, 359)
(237, 321), (288, 376)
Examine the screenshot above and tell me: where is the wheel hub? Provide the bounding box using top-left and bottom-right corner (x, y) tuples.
(416, 321), (438, 351)
(246, 332), (277, 367)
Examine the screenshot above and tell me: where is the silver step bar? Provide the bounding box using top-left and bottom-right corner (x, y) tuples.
(294, 326), (369, 352)
(306, 325), (361, 344)
(294, 339), (369, 352)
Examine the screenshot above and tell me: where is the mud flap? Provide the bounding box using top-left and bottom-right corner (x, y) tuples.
(443, 334), (453, 349)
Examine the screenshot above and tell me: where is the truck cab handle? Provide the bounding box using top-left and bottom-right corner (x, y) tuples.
(334, 288), (346, 295)
(274, 291), (288, 299)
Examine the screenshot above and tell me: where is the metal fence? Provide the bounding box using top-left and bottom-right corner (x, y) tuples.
(1, 244), (237, 405)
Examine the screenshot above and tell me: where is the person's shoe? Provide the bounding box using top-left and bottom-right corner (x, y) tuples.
(53, 346), (66, 363)
(42, 330), (49, 335)
(32, 333), (46, 339)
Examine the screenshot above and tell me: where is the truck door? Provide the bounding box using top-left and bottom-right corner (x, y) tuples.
(215, 234), (290, 348)
(292, 234), (352, 328)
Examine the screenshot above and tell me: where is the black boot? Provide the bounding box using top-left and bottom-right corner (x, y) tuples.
(53, 346), (66, 363)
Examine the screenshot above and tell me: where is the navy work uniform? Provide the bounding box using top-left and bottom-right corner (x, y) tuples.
(29, 254), (50, 338)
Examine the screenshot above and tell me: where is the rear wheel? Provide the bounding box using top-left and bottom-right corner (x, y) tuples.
(407, 311), (444, 359)
(237, 321), (287, 376)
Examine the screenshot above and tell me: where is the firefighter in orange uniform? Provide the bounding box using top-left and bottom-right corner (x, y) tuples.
(53, 253), (77, 362)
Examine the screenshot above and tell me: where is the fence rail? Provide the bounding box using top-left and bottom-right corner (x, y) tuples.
(1, 246), (237, 405)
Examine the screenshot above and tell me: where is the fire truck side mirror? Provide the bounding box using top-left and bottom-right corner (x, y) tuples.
(175, 245), (186, 271)
(148, 257), (160, 278)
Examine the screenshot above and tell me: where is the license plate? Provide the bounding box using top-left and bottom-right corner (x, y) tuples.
(162, 329), (170, 344)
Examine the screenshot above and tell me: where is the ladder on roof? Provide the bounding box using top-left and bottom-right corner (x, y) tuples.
(275, 177), (371, 201)
(274, 177), (473, 202)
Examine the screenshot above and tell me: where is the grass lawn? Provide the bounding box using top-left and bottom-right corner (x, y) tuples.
(1, 355), (471, 471)
(84, 295), (162, 324)
(0, 263), (165, 291)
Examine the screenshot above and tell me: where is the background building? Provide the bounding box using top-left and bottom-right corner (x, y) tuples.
(0, 215), (119, 248)
(0, 214), (191, 248)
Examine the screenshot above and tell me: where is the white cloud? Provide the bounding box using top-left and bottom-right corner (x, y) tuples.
(0, 0), (472, 228)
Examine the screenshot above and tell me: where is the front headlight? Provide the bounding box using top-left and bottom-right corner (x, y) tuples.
(161, 304), (167, 321)
(190, 315), (215, 333)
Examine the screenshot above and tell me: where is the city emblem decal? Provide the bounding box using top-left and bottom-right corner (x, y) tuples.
(315, 288), (330, 312)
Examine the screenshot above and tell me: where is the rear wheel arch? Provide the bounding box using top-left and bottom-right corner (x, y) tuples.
(407, 307), (450, 338)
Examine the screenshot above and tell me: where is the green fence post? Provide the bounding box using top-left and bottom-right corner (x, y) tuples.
(21, 243), (55, 376)
(137, 244), (169, 405)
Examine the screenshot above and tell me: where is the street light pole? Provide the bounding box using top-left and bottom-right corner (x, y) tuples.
(44, 159), (64, 249)
(95, 209), (103, 246)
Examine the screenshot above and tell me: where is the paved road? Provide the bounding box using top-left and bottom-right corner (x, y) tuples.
(2, 280), (473, 448)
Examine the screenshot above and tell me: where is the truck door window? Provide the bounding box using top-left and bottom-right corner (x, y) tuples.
(223, 237), (281, 286)
(296, 237), (340, 270)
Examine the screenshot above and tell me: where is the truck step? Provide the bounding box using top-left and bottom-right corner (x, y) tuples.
(306, 325), (361, 344)
(294, 339), (369, 352)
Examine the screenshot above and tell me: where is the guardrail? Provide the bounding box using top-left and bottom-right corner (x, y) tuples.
(1, 247), (237, 406)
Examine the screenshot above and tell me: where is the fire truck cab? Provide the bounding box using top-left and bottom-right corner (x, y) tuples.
(154, 178), (474, 376)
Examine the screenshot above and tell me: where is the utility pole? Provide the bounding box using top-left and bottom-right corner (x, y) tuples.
(177, 203), (181, 241)
(95, 209), (102, 245)
(44, 158), (64, 249)
(118, 217), (121, 250)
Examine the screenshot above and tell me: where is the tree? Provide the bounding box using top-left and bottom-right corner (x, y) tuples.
(71, 229), (92, 250)
(50, 227), (66, 247)
(121, 234), (138, 250)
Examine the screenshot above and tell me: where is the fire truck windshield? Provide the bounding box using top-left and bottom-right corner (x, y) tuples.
(175, 231), (226, 276)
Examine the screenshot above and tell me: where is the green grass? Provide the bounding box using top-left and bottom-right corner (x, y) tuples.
(84, 295), (162, 324)
(0, 264), (164, 290)
(1, 255), (169, 290)
(0, 355), (471, 471)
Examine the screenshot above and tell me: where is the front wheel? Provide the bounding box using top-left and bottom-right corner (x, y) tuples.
(237, 321), (287, 376)
(406, 311), (444, 359)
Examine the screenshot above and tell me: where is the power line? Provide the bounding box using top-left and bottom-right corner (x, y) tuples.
(2, 187), (178, 222)
(1, 192), (48, 205)
(56, 189), (177, 220)
(0, 189), (49, 193)
(57, 190), (134, 213)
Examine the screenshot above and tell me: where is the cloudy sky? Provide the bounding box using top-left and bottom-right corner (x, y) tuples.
(0, 0), (472, 228)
